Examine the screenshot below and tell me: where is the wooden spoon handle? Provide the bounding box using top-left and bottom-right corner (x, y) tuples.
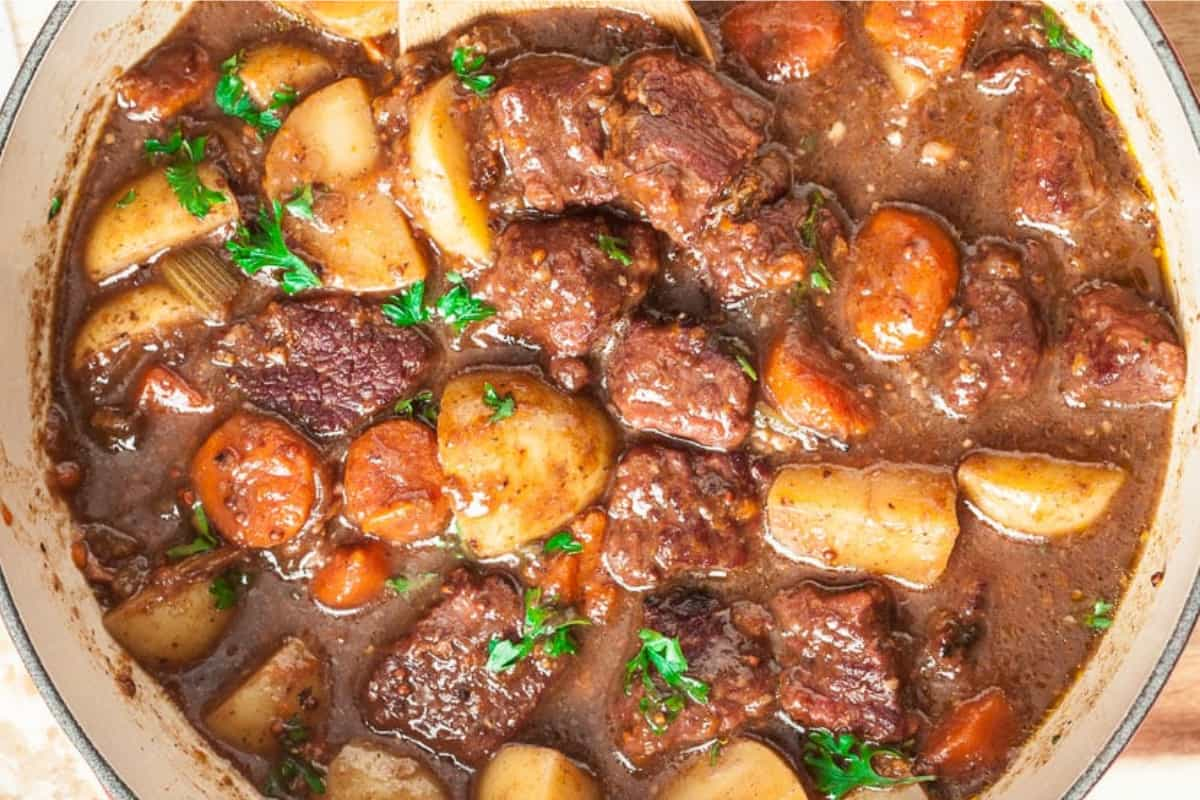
(398, 0), (715, 63)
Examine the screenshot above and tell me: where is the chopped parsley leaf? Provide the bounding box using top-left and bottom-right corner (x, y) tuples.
(283, 184), (314, 220)
(623, 628), (710, 735)
(226, 200), (321, 294)
(735, 353), (758, 382)
(144, 128), (184, 156)
(209, 570), (250, 610)
(1042, 8), (1093, 61)
(801, 190), (834, 294)
(709, 739), (726, 767)
(264, 716), (326, 797)
(482, 382), (516, 424)
(486, 587), (589, 673)
(451, 46), (497, 96)
(1084, 599), (1114, 631)
(394, 389), (438, 426)
(47, 196), (62, 221)
(382, 281), (432, 327)
(597, 233), (634, 266)
(386, 572), (438, 595)
(435, 272), (495, 333)
(544, 531), (584, 555)
(115, 189), (137, 208)
(151, 133), (226, 219)
(802, 729), (934, 800)
(215, 51), (291, 137)
(167, 502), (220, 560)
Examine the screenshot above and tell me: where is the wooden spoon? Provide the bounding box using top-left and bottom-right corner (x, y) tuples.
(397, 0), (715, 63)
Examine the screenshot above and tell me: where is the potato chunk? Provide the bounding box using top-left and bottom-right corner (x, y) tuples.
(72, 284), (202, 372)
(275, 2), (397, 42)
(264, 77), (379, 198)
(437, 371), (616, 558)
(408, 74), (493, 265)
(204, 637), (327, 756)
(83, 166), (238, 284)
(327, 739), (447, 800)
(659, 739), (809, 800)
(767, 463), (959, 588)
(477, 745), (601, 800)
(957, 450), (1126, 538)
(238, 42), (334, 107)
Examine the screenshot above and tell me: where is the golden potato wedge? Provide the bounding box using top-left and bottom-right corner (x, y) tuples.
(264, 77), (379, 199)
(103, 566), (235, 669)
(957, 450), (1127, 538)
(71, 284), (202, 372)
(477, 744), (601, 800)
(83, 166), (238, 284)
(238, 42), (335, 108)
(767, 463), (959, 588)
(204, 637), (327, 756)
(275, 2), (397, 42)
(327, 740), (447, 800)
(438, 371), (616, 558)
(659, 740), (809, 800)
(285, 174), (427, 292)
(407, 74), (492, 265)
(847, 786), (929, 800)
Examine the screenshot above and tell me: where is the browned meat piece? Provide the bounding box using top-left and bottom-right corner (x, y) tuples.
(695, 194), (816, 302)
(363, 570), (561, 763)
(1058, 283), (1186, 407)
(605, 321), (753, 448)
(215, 297), (432, 436)
(915, 583), (987, 711)
(604, 50), (771, 244)
(116, 42), (217, 123)
(979, 52), (1104, 238)
(721, 1), (847, 84)
(475, 217), (659, 361)
(769, 581), (913, 742)
(924, 243), (1043, 416)
(603, 445), (758, 591)
(490, 55), (617, 213)
(613, 590), (776, 764)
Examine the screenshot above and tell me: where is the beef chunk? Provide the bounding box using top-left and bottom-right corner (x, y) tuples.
(769, 581), (911, 742)
(116, 41), (216, 123)
(916, 583), (987, 711)
(604, 50), (771, 244)
(475, 217), (659, 361)
(363, 570), (560, 763)
(1058, 283), (1186, 407)
(215, 297), (432, 436)
(603, 445), (757, 591)
(613, 590), (776, 764)
(490, 55), (617, 212)
(924, 243), (1043, 416)
(979, 53), (1103, 237)
(605, 321), (753, 448)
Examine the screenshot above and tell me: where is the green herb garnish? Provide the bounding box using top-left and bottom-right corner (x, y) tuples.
(144, 128), (184, 156)
(803, 730), (935, 800)
(209, 570), (250, 610)
(115, 189), (137, 208)
(735, 353), (758, 382)
(386, 572), (438, 595)
(215, 51), (295, 137)
(709, 739), (726, 767)
(382, 281), (432, 327)
(486, 587), (589, 673)
(394, 389), (438, 426)
(162, 134), (227, 219)
(597, 233), (633, 266)
(1042, 8), (1093, 61)
(48, 196), (62, 221)
(801, 190), (834, 294)
(544, 531), (583, 555)
(283, 184), (314, 221)
(1084, 599), (1115, 631)
(167, 502), (220, 559)
(451, 46), (497, 96)
(623, 628), (710, 735)
(226, 199), (322, 294)
(435, 272), (495, 333)
(264, 716), (326, 797)
(482, 382), (516, 424)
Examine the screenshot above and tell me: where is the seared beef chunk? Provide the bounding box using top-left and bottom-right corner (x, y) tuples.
(769, 581), (912, 742)
(604, 50), (771, 244)
(605, 321), (753, 448)
(916, 583), (987, 711)
(924, 243), (1043, 416)
(364, 570), (560, 763)
(475, 217), (659, 361)
(215, 297), (432, 437)
(490, 55), (617, 213)
(1058, 283), (1186, 406)
(978, 53), (1103, 237)
(603, 445), (757, 591)
(613, 590), (776, 764)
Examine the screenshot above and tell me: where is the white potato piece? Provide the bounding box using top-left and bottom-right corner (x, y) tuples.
(407, 74), (492, 265)
(957, 450), (1127, 539)
(847, 786), (929, 800)
(83, 166), (238, 284)
(275, 1), (397, 42)
(327, 740), (446, 800)
(477, 744), (601, 800)
(72, 284), (202, 371)
(767, 463), (959, 589)
(103, 566), (235, 669)
(238, 42), (334, 107)
(264, 77), (379, 198)
(658, 740), (809, 800)
(286, 174), (427, 292)
(438, 371), (616, 558)
(204, 637), (328, 756)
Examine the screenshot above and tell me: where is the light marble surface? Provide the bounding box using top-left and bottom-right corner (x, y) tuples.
(0, 2), (1198, 799)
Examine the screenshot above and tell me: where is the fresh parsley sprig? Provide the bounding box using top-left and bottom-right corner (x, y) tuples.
(48, 196), (62, 221)
(209, 569), (250, 610)
(264, 716), (326, 797)
(803, 730), (934, 800)
(283, 184), (314, 220)
(382, 281), (432, 327)
(394, 389), (438, 426)
(226, 199), (322, 294)
(215, 52), (296, 137)
(382, 274), (495, 334)
(597, 233), (633, 266)
(486, 587), (589, 673)
(801, 190), (834, 294)
(167, 502), (220, 560)
(164, 135), (228, 219)
(544, 531), (583, 555)
(1083, 599), (1114, 631)
(1042, 8), (1093, 61)
(624, 628), (710, 735)
(451, 46), (496, 96)
(115, 189), (137, 208)
(386, 572), (438, 595)
(735, 353), (758, 382)
(482, 382), (516, 424)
